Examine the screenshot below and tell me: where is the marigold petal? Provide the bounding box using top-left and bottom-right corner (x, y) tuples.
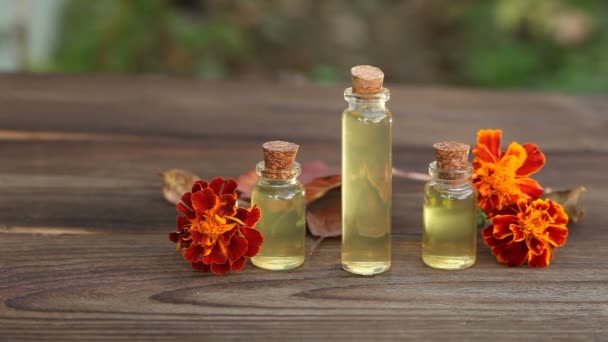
(183, 245), (203, 263)
(502, 142), (527, 167)
(547, 200), (569, 226)
(216, 194), (237, 217)
(177, 203), (195, 218)
(474, 179), (493, 197)
(222, 179), (238, 196)
(241, 227), (264, 257)
(195, 209), (207, 220)
(526, 236), (547, 256)
(473, 147), (497, 165)
(177, 216), (190, 230)
(210, 261), (231, 275)
(528, 247), (552, 267)
(472, 161), (491, 178)
(192, 188), (217, 213)
(203, 241), (228, 265)
(202, 235), (214, 249)
(546, 224), (568, 247)
(493, 241), (529, 267)
(511, 224), (526, 242)
(516, 177), (544, 200)
(515, 143), (545, 177)
(482, 226), (504, 247)
(169, 232), (179, 243)
(477, 197), (493, 215)
(492, 214), (518, 239)
(498, 204), (518, 216)
(481, 194), (505, 215)
(234, 206), (262, 227)
(233, 207), (247, 222)
(181, 192), (192, 206)
(190, 230), (202, 244)
(191, 180), (209, 193)
(228, 233), (248, 261)
(179, 239), (191, 250)
(209, 177), (228, 196)
(177, 192), (195, 218)
(219, 228), (237, 245)
(231, 257), (246, 272)
(515, 198), (529, 212)
(474, 129), (502, 162)
(191, 261), (211, 272)
(245, 206), (262, 226)
(531, 197), (551, 212)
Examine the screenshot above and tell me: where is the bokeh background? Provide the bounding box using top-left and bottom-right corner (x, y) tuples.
(1, 0), (607, 93)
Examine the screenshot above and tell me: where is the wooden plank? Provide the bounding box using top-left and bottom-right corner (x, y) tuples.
(1, 234), (607, 340)
(0, 74), (607, 340)
(0, 74), (606, 152)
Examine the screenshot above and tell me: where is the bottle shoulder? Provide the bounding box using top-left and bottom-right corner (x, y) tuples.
(252, 180), (305, 201)
(342, 108), (392, 123)
(424, 181), (476, 200)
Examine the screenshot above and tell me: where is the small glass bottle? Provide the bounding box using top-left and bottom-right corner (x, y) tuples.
(251, 141), (306, 271)
(342, 65), (392, 275)
(422, 141), (477, 270)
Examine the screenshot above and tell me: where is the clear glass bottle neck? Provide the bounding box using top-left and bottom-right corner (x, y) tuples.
(428, 161), (473, 186)
(256, 161), (301, 184)
(344, 87), (389, 111)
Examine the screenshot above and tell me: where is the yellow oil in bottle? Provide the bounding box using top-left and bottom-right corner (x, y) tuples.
(341, 106), (392, 275)
(251, 180), (306, 271)
(422, 184), (477, 270)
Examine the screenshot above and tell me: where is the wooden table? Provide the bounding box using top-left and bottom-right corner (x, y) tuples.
(1, 74), (606, 341)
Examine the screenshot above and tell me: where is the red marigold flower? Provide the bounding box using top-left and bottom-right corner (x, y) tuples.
(482, 198), (569, 267)
(169, 177), (263, 274)
(472, 129), (546, 214)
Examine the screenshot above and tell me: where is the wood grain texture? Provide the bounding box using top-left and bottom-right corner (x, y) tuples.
(0, 74), (607, 341)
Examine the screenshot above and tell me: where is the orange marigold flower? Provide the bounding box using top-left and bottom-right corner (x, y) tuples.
(169, 177), (263, 275)
(482, 198), (569, 267)
(472, 129), (546, 214)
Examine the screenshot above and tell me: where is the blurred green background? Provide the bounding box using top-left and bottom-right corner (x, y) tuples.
(1, 0), (607, 93)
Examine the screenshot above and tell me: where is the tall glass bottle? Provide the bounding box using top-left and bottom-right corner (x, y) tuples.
(251, 141), (306, 271)
(422, 141), (477, 270)
(342, 65), (392, 275)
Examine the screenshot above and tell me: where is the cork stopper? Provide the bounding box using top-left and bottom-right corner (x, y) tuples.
(351, 65), (384, 94)
(433, 141), (470, 170)
(262, 141), (299, 179)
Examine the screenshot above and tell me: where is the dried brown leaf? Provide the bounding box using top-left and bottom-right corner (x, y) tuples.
(544, 186), (587, 224)
(306, 188), (342, 255)
(305, 175), (342, 204)
(161, 169), (200, 205)
(300, 161), (340, 184)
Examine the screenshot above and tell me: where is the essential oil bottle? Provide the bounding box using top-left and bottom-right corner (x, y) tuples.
(341, 65), (392, 275)
(251, 141), (306, 271)
(422, 141), (477, 270)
